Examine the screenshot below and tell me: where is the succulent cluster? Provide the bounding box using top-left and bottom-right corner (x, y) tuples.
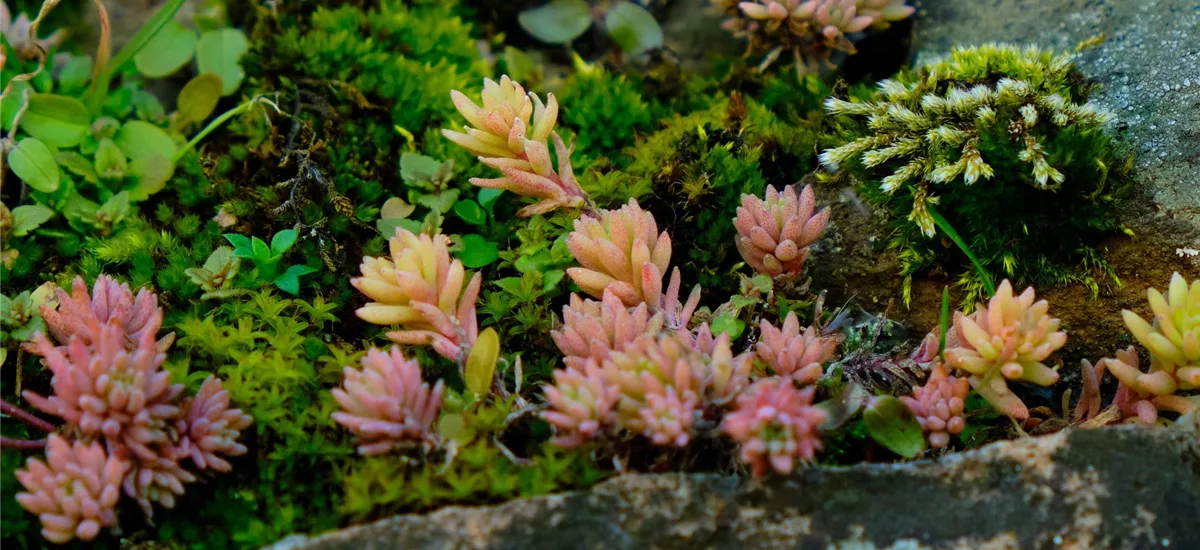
(756, 311), (838, 384)
(551, 289), (664, 371)
(734, 184), (830, 279)
(567, 199), (675, 308)
(37, 275), (176, 353)
(332, 346), (445, 455)
(942, 280), (1065, 420)
(1096, 273), (1199, 424)
(14, 436), (128, 544)
(543, 331), (754, 448)
(352, 227), (483, 363)
(442, 75), (591, 216)
(900, 364), (969, 448)
(715, 0), (913, 77)
(15, 276), (250, 541)
(820, 44), (1128, 301)
(722, 378), (826, 477)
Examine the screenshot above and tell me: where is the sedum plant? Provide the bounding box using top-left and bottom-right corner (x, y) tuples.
(755, 311), (838, 385)
(900, 364), (969, 449)
(821, 44), (1130, 303)
(14, 273), (250, 535)
(1096, 273), (1200, 424)
(352, 226), (483, 364)
(734, 183), (829, 279)
(442, 75), (592, 216)
(567, 199), (673, 308)
(715, 0), (913, 79)
(943, 279), (1065, 421)
(14, 435), (128, 544)
(722, 377), (826, 477)
(331, 346), (445, 456)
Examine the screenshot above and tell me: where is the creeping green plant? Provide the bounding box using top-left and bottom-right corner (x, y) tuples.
(224, 230), (318, 295)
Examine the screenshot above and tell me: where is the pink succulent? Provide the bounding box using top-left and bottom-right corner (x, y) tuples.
(23, 320), (185, 462)
(1097, 347), (1198, 425)
(756, 311), (838, 384)
(176, 376), (253, 472)
(551, 289), (664, 371)
(15, 435), (129, 544)
(638, 386), (698, 447)
(121, 455), (196, 519)
(331, 346), (444, 456)
(944, 280), (1065, 420)
(814, 0), (873, 39)
(352, 227), (483, 363)
(658, 266), (702, 334)
(900, 364), (969, 448)
(723, 378), (827, 477)
(734, 184), (829, 278)
(737, 0), (817, 21)
(567, 199), (673, 308)
(443, 76), (589, 216)
(38, 275), (176, 353)
(603, 333), (752, 446)
(855, 0), (915, 29)
(540, 361), (619, 448)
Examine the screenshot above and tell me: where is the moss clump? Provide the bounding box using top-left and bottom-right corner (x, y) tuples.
(821, 44), (1131, 305)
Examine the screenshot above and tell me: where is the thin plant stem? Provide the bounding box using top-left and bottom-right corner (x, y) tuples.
(0, 398), (56, 433)
(175, 97), (282, 162)
(926, 203), (997, 297)
(0, 436), (48, 450)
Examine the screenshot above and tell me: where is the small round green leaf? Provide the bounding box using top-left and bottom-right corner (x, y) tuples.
(8, 138), (61, 192)
(863, 396), (926, 459)
(93, 138), (129, 180)
(57, 55), (94, 90)
(115, 120), (178, 163)
(134, 20), (199, 78)
(1, 81), (33, 131)
(10, 205), (55, 237)
(518, 0), (593, 44)
(177, 73), (224, 125)
(270, 229), (299, 255)
(453, 199), (486, 225)
(20, 94), (92, 148)
(196, 29), (250, 96)
(380, 197), (416, 220)
(605, 1), (663, 55)
(459, 234), (499, 268)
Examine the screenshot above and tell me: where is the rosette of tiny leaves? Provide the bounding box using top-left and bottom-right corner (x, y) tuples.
(567, 199), (673, 308)
(1098, 273), (1200, 423)
(442, 75), (591, 216)
(24, 320), (185, 462)
(352, 227), (483, 363)
(756, 311), (838, 384)
(944, 280), (1065, 420)
(734, 184), (829, 278)
(900, 364), (969, 448)
(15, 435), (129, 544)
(718, 0), (912, 77)
(820, 44), (1128, 301)
(541, 361), (620, 448)
(551, 288), (664, 371)
(331, 346), (445, 456)
(176, 376), (254, 472)
(722, 377), (827, 477)
(38, 275), (176, 353)
(1098, 347), (1197, 425)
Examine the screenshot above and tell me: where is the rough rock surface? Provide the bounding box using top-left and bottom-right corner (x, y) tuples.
(911, 0), (1200, 243)
(273, 413), (1199, 550)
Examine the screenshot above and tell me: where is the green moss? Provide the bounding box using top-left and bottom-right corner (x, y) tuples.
(821, 44), (1131, 306)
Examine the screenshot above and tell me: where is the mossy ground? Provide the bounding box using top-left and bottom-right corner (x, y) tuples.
(0, 1), (1188, 548)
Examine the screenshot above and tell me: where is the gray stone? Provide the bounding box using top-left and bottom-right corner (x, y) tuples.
(274, 413), (1199, 550)
(911, 0), (1200, 241)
